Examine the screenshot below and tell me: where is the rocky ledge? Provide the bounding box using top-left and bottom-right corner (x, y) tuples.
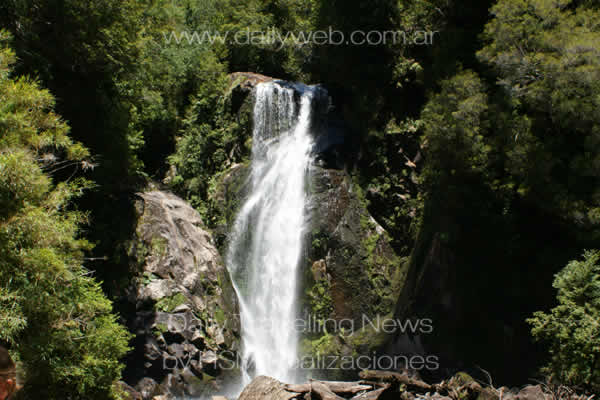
(229, 72), (274, 91)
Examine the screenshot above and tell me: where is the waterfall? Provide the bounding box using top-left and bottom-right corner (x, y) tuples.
(226, 81), (320, 384)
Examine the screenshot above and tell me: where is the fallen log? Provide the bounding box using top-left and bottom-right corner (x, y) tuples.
(284, 384), (309, 393)
(358, 370), (432, 391)
(310, 381), (345, 400)
(285, 381), (372, 395)
(350, 385), (391, 400)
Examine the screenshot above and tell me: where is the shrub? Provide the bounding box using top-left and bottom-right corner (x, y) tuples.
(528, 250), (600, 391)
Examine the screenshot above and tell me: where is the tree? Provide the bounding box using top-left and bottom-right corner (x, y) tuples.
(528, 250), (600, 391)
(478, 0), (600, 221)
(121, 0), (231, 177)
(420, 70), (490, 193)
(0, 0), (144, 178)
(0, 32), (131, 400)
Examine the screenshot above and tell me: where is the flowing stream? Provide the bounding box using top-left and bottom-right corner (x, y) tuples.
(226, 81), (321, 384)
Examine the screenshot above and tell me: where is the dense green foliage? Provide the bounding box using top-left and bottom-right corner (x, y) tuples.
(167, 71), (252, 217)
(0, 33), (131, 399)
(528, 251), (600, 391)
(420, 70), (490, 193)
(0, 0), (143, 177)
(478, 0), (600, 220)
(409, 0), (599, 385)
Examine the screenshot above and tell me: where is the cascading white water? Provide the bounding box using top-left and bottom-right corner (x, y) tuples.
(226, 81), (319, 384)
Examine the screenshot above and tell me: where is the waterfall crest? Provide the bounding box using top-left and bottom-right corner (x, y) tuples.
(226, 81), (321, 384)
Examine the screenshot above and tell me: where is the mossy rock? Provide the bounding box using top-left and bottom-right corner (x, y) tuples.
(154, 292), (187, 313)
(453, 371), (476, 385)
(298, 167), (409, 372)
(305, 167), (408, 326)
(208, 163), (252, 251)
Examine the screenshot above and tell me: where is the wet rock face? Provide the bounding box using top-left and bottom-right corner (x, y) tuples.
(308, 167), (408, 323)
(209, 163), (252, 250)
(301, 167), (409, 360)
(123, 190), (240, 399)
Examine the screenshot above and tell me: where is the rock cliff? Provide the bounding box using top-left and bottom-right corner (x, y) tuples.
(122, 190), (240, 399)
